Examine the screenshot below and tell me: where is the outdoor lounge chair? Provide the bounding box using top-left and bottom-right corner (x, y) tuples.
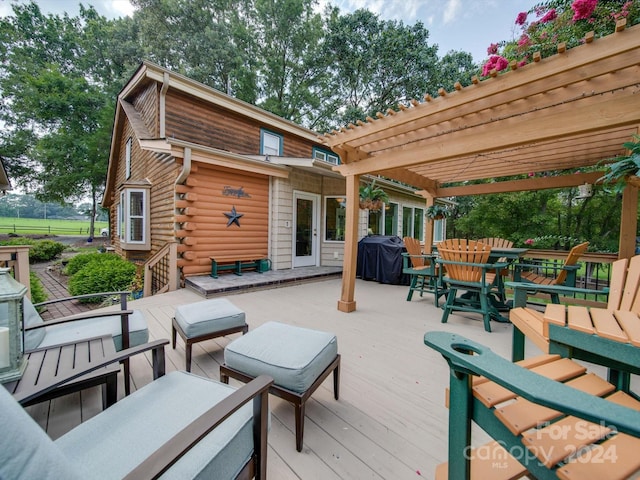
(509, 254), (640, 393)
(512, 242), (590, 300)
(0, 338), (273, 480)
(401, 237), (444, 305)
(436, 239), (509, 332)
(21, 291), (148, 395)
(425, 331), (640, 480)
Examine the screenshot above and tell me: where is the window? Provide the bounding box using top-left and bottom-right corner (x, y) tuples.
(402, 206), (424, 241)
(118, 186), (150, 250)
(325, 197), (346, 241)
(313, 147), (340, 165)
(383, 202), (398, 236)
(125, 137), (132, 179)
(261, 129), (282, 156)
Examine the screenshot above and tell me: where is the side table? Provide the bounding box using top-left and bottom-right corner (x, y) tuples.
(2, 335), (120, 408)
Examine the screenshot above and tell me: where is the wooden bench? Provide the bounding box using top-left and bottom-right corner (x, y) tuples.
(509, 255), (640, 391)
(209, 254), (269, 278)
(425, 331), (640, 480)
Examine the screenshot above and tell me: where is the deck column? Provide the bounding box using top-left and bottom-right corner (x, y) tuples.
(338, 174), (359, 312)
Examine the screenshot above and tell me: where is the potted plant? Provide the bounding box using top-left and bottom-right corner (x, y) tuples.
(359, 180), (389, 211)
(425, 204), (449, 220)
(599, 135), (640, 194)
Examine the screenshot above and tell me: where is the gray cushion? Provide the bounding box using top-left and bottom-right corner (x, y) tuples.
(56, 371), (255, 480)
(224, 321), (338, 393)
(0, 385), (81, 479)
(174, 298), (246, 339)
(37, 309), (149, 351)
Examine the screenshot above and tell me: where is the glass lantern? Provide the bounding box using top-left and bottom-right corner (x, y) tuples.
(0, 267), (28, 383)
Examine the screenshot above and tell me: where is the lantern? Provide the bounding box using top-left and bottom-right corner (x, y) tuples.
(0, 267), (27, 383)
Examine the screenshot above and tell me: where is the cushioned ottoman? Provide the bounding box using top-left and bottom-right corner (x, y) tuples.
(221, 321), (340, 452)
(172, 298), (248, 372)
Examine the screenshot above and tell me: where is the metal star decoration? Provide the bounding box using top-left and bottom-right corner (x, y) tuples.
(224, 205), (244, 227)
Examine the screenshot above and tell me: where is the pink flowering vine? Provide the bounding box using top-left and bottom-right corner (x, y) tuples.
(540, 9), (557, 23)
(571, 0), (598, 21)
(482, 55), (509, 76)
(518, 34), (531, 48)
(487, 43), (499, 55)
(515, 11), (528, 25)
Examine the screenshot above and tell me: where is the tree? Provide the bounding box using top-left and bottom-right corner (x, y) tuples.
(315, 8), (478, 132)
(0, 3), (140, 238)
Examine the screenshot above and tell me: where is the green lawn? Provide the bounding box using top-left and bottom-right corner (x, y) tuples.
(0, 217), (108, 236)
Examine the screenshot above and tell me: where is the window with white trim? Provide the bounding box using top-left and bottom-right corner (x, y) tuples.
(118, 186), (150, 250)
(325, 196), (346, 241)
(402, 206), (425, 241)
(313, 147), (340, 165)
(261, 129), (282, 156)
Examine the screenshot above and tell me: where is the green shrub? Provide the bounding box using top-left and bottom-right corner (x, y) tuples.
(0, 237), (65, 263)
(68, 257), (136, 302)
(29, 271), (47, 304)
(64, 252), (122, 276)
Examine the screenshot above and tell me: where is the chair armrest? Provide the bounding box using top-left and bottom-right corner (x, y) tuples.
(506, 281), (609, 307)
(123, 374), (274, 480)
(14, 339), (169, 405)
(424, 331), (640, 437)
(24, 310), (136, 331)
(436, 259), (509, 270)
(35, 291), (131, 309)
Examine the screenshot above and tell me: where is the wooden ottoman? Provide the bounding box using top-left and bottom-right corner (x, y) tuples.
(172, 298), (248, 372)
(220, 321), (340, 452)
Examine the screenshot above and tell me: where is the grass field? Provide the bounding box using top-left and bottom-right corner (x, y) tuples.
(0, 217), (108, 236)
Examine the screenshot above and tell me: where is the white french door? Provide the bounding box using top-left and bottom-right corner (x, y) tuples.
(293, 191), (320, 267)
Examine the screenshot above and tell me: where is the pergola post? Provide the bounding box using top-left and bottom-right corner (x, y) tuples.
(424, 195), (435, 253)
(619, 182), (638, 259)
(338, 173), (360, 312)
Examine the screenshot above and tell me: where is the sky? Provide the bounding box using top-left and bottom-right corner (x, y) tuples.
(0, 0), (537, 63)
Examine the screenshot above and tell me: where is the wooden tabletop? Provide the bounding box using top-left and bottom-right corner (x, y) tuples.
(3, 335), (120, 408)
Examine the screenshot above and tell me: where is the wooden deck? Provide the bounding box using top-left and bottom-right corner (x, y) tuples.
(24, 278), (531, 479)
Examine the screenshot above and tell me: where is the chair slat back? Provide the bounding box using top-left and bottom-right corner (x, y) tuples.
(438, 239), (491, 283)
(478, 238), (513, 248)
(621, 255), (640, 313)
(554, 241), (589, 285)
(403, 237), (425, 267)
(607, 257), (629, 311)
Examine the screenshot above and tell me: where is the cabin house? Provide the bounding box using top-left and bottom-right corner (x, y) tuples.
(102, 61), (429, 286)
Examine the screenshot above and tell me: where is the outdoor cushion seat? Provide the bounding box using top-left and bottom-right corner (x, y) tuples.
(224, 321), (337, 393)
(0, 370), (269, 480)
(221, 321), (340, 451)
(172, 298), (248, 372)
(23, 297), (149, 352)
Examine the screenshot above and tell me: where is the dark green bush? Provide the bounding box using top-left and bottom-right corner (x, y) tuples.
(29, 271), (47, 304)
(64, 252), (122, 276)
(0, 237), (65, 263)
(68, 257), (137, 302)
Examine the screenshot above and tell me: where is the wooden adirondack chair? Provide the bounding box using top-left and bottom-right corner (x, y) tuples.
(510, 254), (640, 392)
(436, 239), (509, 332)
(401, 237), (444, 305)
(425, 331), (640, 480)
(513, 241), (589, 292)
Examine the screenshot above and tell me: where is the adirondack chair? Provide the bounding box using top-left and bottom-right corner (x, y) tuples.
(401, 237), (444, 305)
(512, 242), (590, 301)
(0, 338), (273, 480)
(510, 254), (640, 392)
(425, 331), (640, 480)
(436, 239), (509, 332)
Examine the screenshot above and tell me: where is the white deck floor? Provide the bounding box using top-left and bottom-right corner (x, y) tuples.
(25, 278), (537, 479)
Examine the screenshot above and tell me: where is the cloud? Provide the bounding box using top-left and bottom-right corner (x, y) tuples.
(443, 0), (462, 24)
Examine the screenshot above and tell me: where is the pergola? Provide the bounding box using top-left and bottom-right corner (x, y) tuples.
(321, 21), (640, 313)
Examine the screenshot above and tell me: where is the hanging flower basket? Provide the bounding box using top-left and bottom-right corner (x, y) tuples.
(359, 180), (389, 211)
